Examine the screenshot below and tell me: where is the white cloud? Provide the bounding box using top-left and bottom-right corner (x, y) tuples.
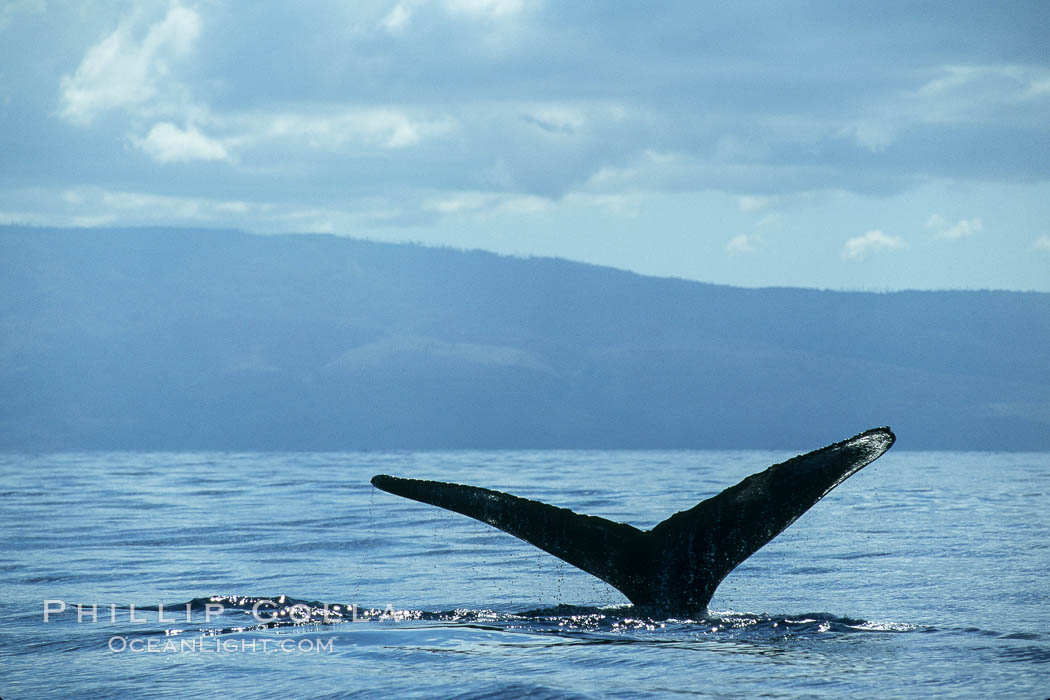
(754, 214), (782, 234)
(60, 187), (258, 224)
(380, 0), (525, 37)
(423, 191), (550, 217)
(261, 109), (453, 149)
(738, 195), (775, 213)
(426, 191), (496, 214)
(381, 2), (414, 33)
(738, 191), (823, 213)
(926, 214), (982, 240)
(133, 122), (229, 163)
(72, 214), (119, 228)
(444, 0), (526, 19)
(925, 213), (948, 230)
(940, 217), (982, 240)
(120, 106), (455, 169)
(564, 192), (642, 216)
(58, 4), (200, 125)
(838, 122), (895, 153)
(61, 189), (85, 205)
(913, 64), (1050, 125)
(842, 230), (907, 261)
(724, 234), (759, 256)
(1033, 235), (1050, 253)
(215, 200), (250, 214)
(100, 189), (204, 218)
(584, 149), (698, 192)
(496, 195), (550, 215)
(918, 65), (1049, 102)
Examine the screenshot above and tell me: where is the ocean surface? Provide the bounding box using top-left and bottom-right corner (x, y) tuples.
(1, 448), (1047, 698)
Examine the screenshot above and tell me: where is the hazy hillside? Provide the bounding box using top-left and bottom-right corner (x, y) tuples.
(2, 225), (1047, 450)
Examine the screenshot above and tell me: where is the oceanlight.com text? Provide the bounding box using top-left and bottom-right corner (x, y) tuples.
(107, 637), (337, 654)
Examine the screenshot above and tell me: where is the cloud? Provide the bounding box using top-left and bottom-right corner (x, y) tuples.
(916, 65), (1050, 117)
(444, 0), (526, 19)
(133, 122), (229, 163)
(738, 196), (773, 213)
(58, 4), (200, 125)
(925, 213), (948, 230)
(424, 191), (550, 217)
(425, 191), (496, 215)
(16, 2), (1049, 292)
(258, 109), (453, 150)
(738, 192), (821, 213)
(926, 214), (983, 240)
(47, 5), (1050, 206)
(940, 217), (982, 240)
(842, 230), (907, 261)
(381, 0), (527, 37)
(54, 187), (263, 226)
(563, 192), (642, 216)
(1033, 235), (1050, 253)
(724, 234), (759, 256)
(837, 122), (896, 153)
(381, 3), (414, 33)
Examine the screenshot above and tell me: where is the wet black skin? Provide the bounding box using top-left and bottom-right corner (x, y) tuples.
(371, 427), (895, 617)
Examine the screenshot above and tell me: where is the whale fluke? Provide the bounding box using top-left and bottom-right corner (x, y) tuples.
(370, 426), (895, 616)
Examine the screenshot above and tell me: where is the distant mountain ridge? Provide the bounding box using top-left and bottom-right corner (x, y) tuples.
(2, 225), (1047, 450)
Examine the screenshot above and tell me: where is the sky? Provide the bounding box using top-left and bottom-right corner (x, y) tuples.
(2, 0), (1049, 291)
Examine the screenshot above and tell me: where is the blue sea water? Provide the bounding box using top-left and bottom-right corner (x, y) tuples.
(1, 448), (1047, 698)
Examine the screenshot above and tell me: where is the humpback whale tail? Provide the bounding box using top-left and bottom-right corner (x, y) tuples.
(371, 427), (895, 616)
